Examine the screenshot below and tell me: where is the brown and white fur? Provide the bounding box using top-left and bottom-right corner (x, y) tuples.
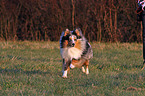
(60, 28), (93, 78)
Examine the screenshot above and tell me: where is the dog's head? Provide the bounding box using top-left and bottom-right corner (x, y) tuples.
(69, 28), (83, 47)
(60, 28), (83, 48)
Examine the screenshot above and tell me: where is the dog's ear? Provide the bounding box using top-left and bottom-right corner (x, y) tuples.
(74, 28), (82, 38)
(75, 29), (81, 36)
(64, 29), (70, 36)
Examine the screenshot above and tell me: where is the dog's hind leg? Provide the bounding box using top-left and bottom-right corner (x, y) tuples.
(86, 66), (89, 75)
(84, 60), (89, 75)
(82, 66), (86, 73)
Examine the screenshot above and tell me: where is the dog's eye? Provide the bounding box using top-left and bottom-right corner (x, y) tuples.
(69, 38), (73, 41)
(69, 37), (72, 40)
(74, 36), (77, 40)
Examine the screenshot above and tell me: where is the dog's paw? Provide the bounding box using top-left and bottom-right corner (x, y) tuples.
(70, 64), (75, 69)
(86, 71), (89, 75)
(62, 75), (67, 78)
(62, 71), (67, 78)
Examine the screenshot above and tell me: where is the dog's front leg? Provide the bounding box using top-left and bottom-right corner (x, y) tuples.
(62, 59), (71, 78)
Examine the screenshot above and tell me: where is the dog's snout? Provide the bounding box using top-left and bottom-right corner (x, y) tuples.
(72, 43), (75, 47)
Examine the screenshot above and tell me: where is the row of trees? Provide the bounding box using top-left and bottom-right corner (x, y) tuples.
(0, 0), (142, 42)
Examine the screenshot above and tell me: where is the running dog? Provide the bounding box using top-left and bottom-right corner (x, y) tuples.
(60, 28), (93, 78)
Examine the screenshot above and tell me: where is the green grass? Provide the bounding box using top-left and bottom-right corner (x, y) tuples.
(0, 41), (145, 96)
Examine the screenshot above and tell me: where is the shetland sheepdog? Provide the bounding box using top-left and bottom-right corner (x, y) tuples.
(60, 28), (93, 78)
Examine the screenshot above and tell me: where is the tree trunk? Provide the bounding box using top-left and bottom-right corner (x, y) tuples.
(114, 10), (117, 42)
(71, 0), (75, 29)
(97, 18), (102, 42)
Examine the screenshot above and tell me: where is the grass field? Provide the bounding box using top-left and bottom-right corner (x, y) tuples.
(0, 41), (145, 96)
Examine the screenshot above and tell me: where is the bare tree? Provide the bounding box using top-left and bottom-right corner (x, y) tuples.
(0, 0), (142, 42)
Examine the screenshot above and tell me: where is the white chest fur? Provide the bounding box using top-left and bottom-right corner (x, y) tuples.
(61, 47), (82, 59)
